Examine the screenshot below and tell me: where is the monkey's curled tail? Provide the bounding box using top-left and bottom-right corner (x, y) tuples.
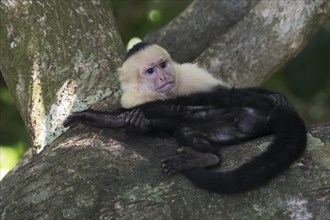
(182, 108), (307, 194)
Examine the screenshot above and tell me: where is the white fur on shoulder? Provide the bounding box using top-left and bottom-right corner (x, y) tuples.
(172, 63), (227, 96)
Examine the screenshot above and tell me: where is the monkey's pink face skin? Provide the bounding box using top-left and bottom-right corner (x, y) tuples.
(142, 59), (175, 93)
(156, 80), (175, 93)
(119, 44), (176, 94)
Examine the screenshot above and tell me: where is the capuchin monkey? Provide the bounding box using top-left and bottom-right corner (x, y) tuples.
(64, 42), (306, 194)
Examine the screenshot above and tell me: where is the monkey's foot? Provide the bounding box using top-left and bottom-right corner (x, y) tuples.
(161, 147), (220, 175)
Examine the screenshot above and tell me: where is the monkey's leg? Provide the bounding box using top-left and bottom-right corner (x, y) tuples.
(63, 110), (129, 128)
(161, 127), (221, 174)
(161, 147), (221, 175)
(160, 111), (268, 175)
(174, 126), (217, 153)
(211, 88), (285, 112)
(173, 111), (267, 151)
(206, 115), (270, 145)
(236, 88), (292, 110)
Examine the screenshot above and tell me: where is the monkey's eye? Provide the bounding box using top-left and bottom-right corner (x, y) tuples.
(160, 62), (167, 69)
(146, 68), (154, 74)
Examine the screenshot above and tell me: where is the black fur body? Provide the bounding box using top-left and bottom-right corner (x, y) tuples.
(64, 86), (306, 194)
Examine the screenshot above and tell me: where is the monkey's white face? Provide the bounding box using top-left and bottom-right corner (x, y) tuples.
(141, 59), (175, 93)
(119, 45), (176, 94)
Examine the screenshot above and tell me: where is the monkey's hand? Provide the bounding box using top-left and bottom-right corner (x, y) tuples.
(63, 111), (87, 128)
(125, 108), (151, 134)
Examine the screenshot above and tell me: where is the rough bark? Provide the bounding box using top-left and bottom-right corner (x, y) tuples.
(0, 0), (329, 219)
(196, 0), (330, 87)
(0, 0), (125, 153)
(144, 0), (261, 63)
(1, 123), (329, 219)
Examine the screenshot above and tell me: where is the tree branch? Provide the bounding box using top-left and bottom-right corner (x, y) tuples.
(0, 0), (124, 153)
(1, 123), (329, 219)
(145, 0), (260, 62)
(196, 0), (330, 87)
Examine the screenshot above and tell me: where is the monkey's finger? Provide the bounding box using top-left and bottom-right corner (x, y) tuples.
(188, 105), (214, 113)
(125, 108), (138, 124)
(118, 111), (130, 120)
(63, 117), (73, 127)
(63, 116), (77, 127)
(127, 109), (144, 130)
(63, 113), (82, 127)
(177, 147), (186, 153)
(130, 109), (142, 129)
(125, 110), (133, 123)
(161, 161), (176, 175)
(135, 110), (145, 129)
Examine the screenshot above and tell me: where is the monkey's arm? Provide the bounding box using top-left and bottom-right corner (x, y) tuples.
(137, 88), (287, 119)
(125, 108), (181, 134)
(63, 110), (129, 128)
(138, 103), (218, 118)
(63, 109), (180, 135)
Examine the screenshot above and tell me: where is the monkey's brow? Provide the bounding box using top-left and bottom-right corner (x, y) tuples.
(158, 59), (167, 64)
(147, 59), (166, 68)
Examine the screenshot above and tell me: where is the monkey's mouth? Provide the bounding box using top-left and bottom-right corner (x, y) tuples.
(157, 81), (175, 93)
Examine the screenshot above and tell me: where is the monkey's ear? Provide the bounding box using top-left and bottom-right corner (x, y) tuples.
(117, 67), (128, 83)
(116, 67), (123, 77)
(117, 67), (127, 87)
(118, 66), (140, 91)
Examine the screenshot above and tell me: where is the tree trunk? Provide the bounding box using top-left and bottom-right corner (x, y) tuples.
(0, 0), (125, 153)
(1, 123), (329, 219)
(145, 0), (261, 63)
(0, 0), (329, 219)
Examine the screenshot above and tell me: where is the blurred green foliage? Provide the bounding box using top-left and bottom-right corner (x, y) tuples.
(0, 86), (30, 179)
(0, 0), (329, 180)
(111, 0), (192, 45)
